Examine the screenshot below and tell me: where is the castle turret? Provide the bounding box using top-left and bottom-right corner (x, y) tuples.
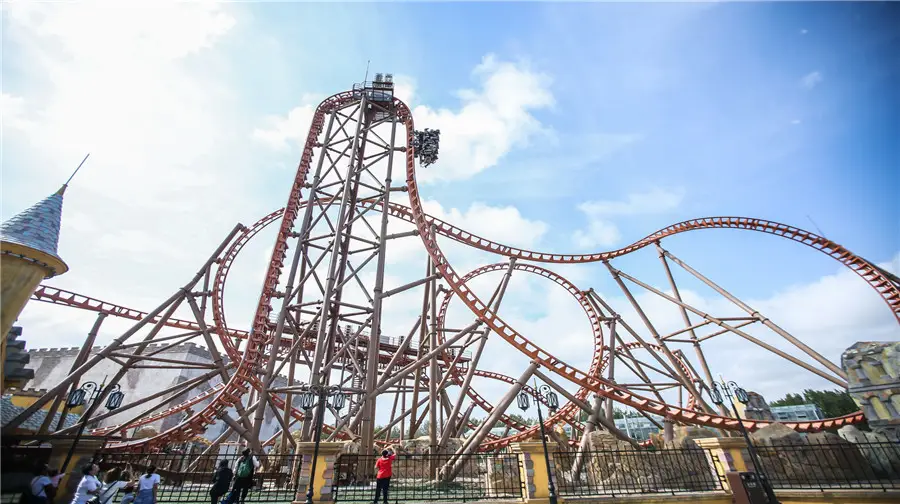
(1, 186), (70, 391)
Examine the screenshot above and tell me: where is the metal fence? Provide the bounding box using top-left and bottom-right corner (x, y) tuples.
(98, 451), (302, 502)
(332, 453), (523, 502)
(753, 440), (900, 491)
(553, 448), (726, 497)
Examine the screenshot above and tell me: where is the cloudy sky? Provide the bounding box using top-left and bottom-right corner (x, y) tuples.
(2, 2), (898, 427)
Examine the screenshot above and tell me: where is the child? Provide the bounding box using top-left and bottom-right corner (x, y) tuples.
(47, 468), (63, 503)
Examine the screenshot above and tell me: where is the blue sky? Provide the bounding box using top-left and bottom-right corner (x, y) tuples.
(2, 2), (898, 426)
(234, 1), (899, 290)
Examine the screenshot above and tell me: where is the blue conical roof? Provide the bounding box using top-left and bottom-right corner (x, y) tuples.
(1, 188), (67, 276)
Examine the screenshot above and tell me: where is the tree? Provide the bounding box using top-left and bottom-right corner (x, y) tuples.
(375, 425), (402, 440)
(611, 408), (641, 419)
(770, 389), (858, 418)
(506, 413), (537, 426)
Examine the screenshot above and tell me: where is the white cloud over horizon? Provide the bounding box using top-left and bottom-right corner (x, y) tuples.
(253, 54), (554, 184)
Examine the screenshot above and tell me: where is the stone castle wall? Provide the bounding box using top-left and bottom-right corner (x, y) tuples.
(842, 341), (900, 439)
(27, 343), (297, 442)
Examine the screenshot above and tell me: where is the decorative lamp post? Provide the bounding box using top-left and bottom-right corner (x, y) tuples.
(710, 379), (779, 504)
(300, 384), (347, 504)
(518, 382), (559, 504)
(61, 378), (125, 472)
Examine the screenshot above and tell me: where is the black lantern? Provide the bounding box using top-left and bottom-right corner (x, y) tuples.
(66, 388), (87, 408)
(300, 390), (316, 410)
(517, 391), (530, 411)
(733, 385), (749, 404)
(709, 385), (724, 406)
(106, 390), (125, 410)
(332, 391), (346, 411)
(544, 387), (560, 412)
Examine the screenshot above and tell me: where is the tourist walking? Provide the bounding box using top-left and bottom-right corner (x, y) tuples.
(133, 466), (159, 504)
(372, 446), (396, 504)
(229, 449), (259, 504)
(28, 463), (53, 504)
(209, 460), (233, 504)
(70, 464), (101, 504)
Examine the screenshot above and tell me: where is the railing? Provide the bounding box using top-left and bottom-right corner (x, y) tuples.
(98, 451), (302, 502)
(332, 453), (523, 502)
(753, 440), (900, 491)
(553, 448), (726, 497)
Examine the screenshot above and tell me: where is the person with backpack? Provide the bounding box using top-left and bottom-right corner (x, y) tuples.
(372, 446), (396, 504)
(229, 450), (258, 504)
(132, 466), (159, 504)
(209, 460), (233, 504)
(27, 463), (53, 504)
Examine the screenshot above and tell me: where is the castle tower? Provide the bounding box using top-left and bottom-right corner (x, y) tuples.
(1, 186), (70, 391)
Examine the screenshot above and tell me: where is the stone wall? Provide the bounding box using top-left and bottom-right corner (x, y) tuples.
(27, 343), (298, 442)
(842, 341), (900, 439)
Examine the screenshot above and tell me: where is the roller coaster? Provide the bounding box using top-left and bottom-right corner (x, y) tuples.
(5, 75), (898, 465)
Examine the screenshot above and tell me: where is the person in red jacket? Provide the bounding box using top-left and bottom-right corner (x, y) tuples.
(372, 446), (396, 504)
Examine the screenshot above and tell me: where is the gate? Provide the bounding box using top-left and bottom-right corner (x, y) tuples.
(332, 453), (524, 502)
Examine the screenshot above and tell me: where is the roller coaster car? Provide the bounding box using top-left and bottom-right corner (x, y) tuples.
(413, 129), (441, 168)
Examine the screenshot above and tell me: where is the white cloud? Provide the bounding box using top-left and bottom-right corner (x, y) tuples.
(572, 187), (685, 248)
(573, 219), (622, 249)
(424, 200), (548, 249)
(392, 75), (417, 105)
(252, 93), (323, 151)
(800, 29), (809, 35)
(414, 55), (554, 183)
(2, 3), (272, 326)
(1, 93), (37, 133)
(800, 71), (823, 89)
(791, 119), (802, 125)
(3, 3), (244, 207)
(253, 54), (554, 183)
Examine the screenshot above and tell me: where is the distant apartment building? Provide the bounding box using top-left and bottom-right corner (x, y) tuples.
(614, 416), (663, 441)
(557, 415), (664, 441)
(769, 403), (824, 422)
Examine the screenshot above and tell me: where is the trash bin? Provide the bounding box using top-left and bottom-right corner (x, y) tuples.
(726, 471), (769, 504)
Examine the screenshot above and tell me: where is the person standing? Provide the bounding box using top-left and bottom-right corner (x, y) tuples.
(209, 460), (233, 504)
(133, 466), (159, 504)
(97, 469), (132, 504)
(372, 447), (396, 504)
(28, 463), (53, 504)
(69, 464), (101, 504)
(230, 449), (259, 504)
